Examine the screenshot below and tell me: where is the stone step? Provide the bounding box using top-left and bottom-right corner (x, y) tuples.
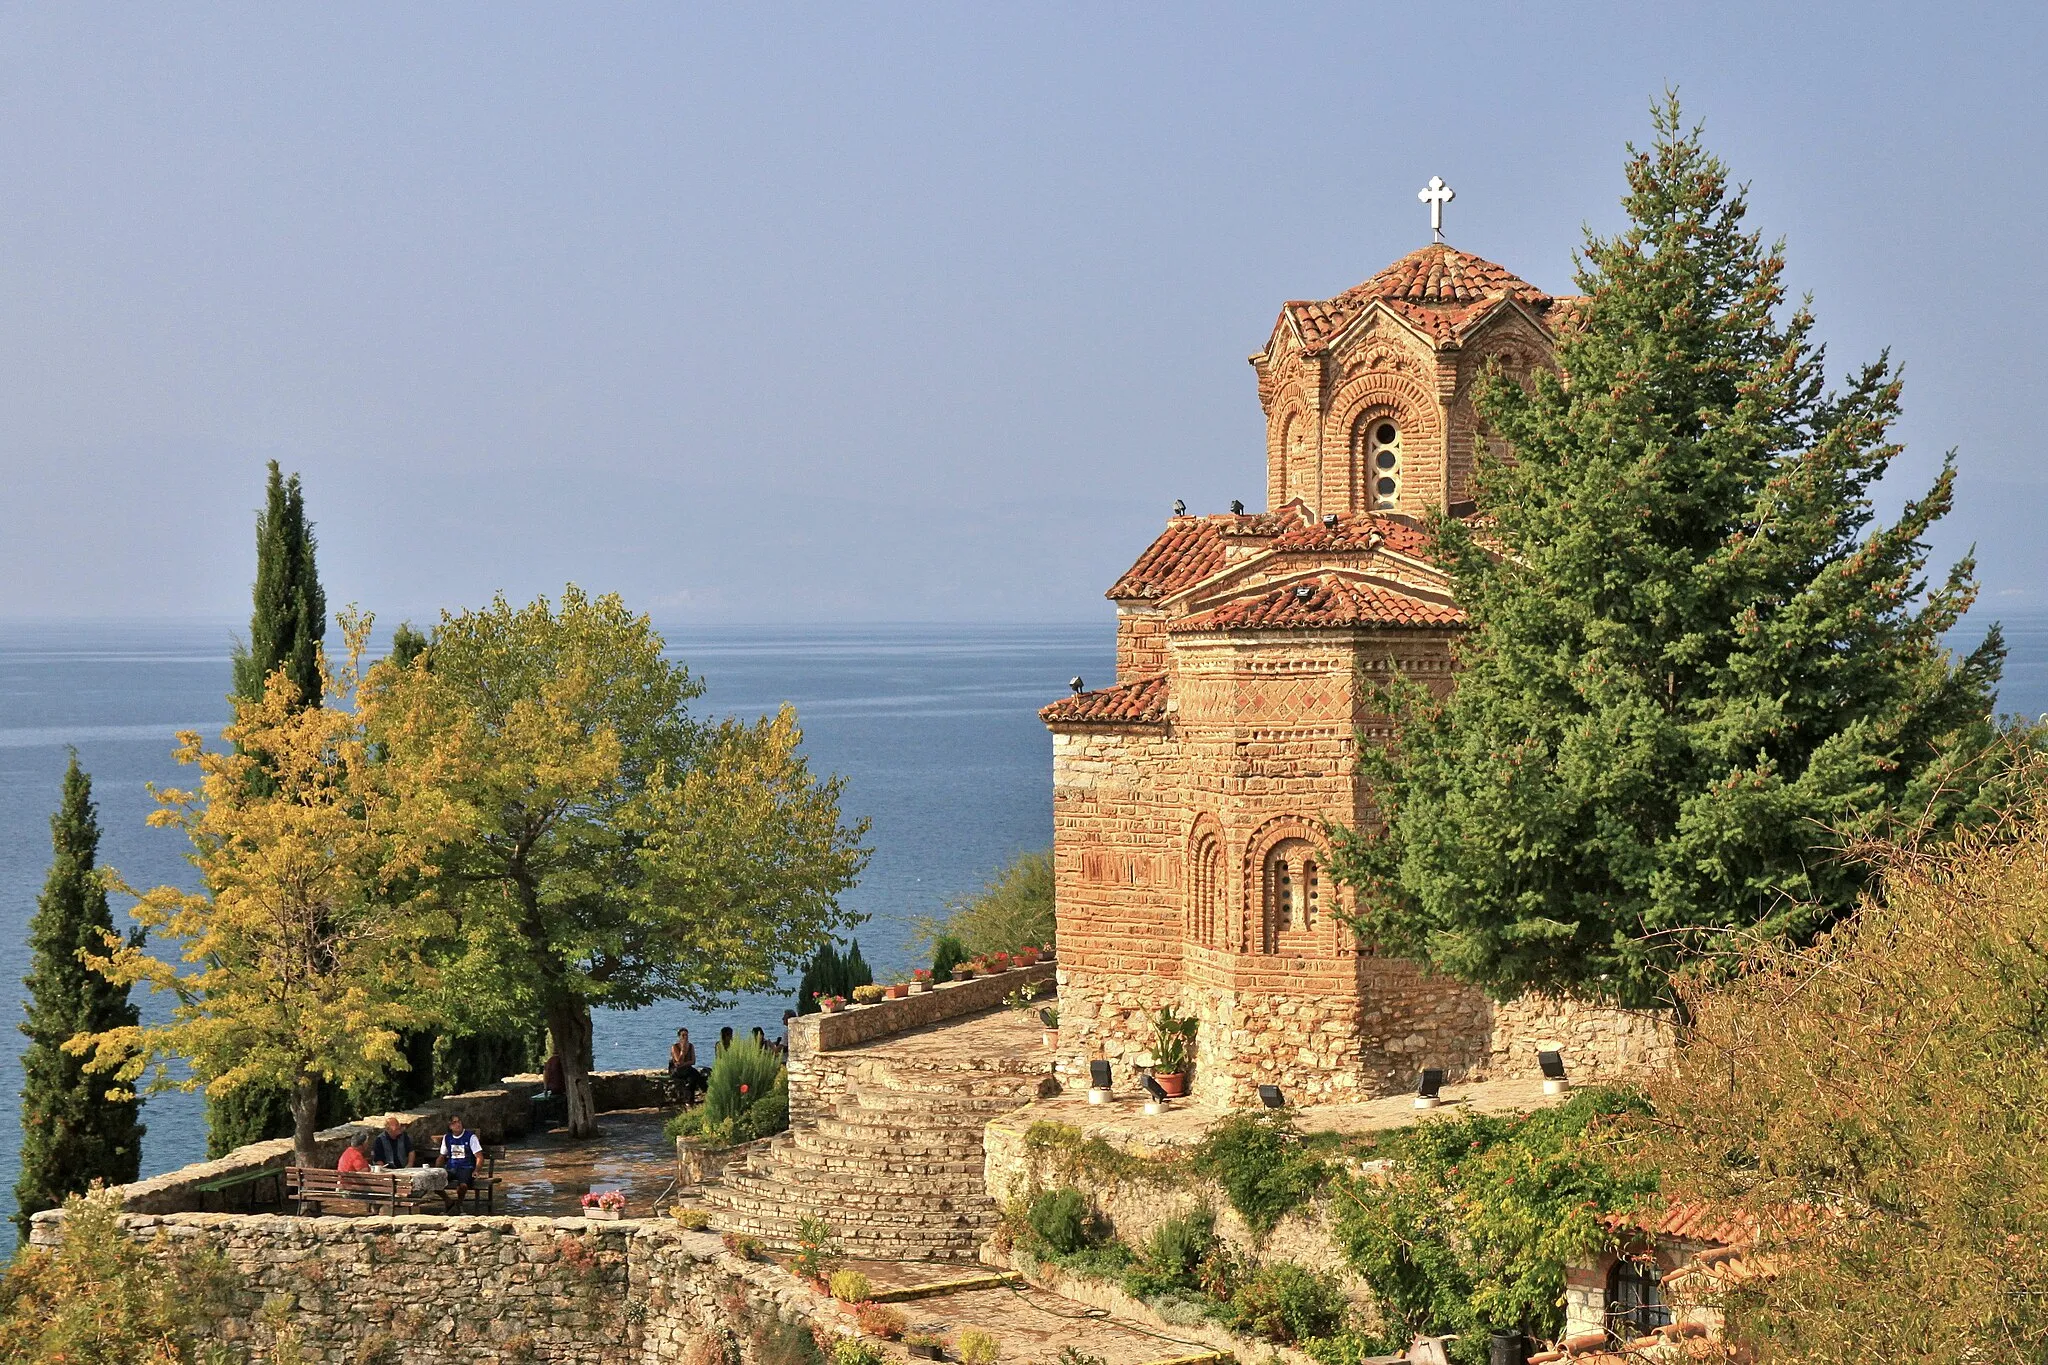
(807, 1119), (992, 1152)
(716, 1170), (996, 1217)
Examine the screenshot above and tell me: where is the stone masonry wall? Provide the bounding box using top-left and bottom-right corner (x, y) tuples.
(37, 1212), (856, 1365)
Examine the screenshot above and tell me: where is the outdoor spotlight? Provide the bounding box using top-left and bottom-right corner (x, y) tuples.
(1230, 500), (1245, 514)
(1087, 1059), (1112, 1104)
(1140, 1073), (1168, 1115)
(1414, 1067), (1445, 1110)
(1172, 499), (1186, 516)
(1069, 677), (1085, 695)
(1538, 1048), (1569, 1096)
(1258, 1084), (1285, 1110)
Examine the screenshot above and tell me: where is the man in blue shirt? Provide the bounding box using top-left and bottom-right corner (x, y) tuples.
(437, 1114), (485, 1208)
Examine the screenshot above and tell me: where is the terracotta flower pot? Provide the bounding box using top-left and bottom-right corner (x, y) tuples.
(951, 967), (976, 982)
(820, 1000), (844, 1014)
(1042, 1029), (1058, 1048)
(1155, 1072), (1189, 1098)
(885, 984), (910, 1000)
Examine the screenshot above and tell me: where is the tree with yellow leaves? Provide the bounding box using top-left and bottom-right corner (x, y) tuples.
(71, 615), (447, 1168)
(370, 587), (869, 1137)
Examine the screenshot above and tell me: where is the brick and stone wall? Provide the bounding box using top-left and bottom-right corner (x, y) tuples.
(31, 1211), (855, 1365)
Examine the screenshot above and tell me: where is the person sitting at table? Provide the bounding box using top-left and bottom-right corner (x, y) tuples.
(371, 1115), (416, 1169)
(337, 1132), (372, 1173)
(437, 1114), (485, 1208)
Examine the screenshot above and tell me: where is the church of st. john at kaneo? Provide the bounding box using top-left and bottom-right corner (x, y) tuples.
(1042, 236), (1669, 1105)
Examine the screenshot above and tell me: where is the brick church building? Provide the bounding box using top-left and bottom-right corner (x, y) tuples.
(1042, 241), (1666, 1105)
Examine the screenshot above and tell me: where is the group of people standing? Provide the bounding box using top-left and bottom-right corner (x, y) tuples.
(666, 1013), (794, 1106)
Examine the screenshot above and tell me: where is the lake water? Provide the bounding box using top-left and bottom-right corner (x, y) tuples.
(0, 620), (1116, 1201)
(1, 612), (2044, 1209)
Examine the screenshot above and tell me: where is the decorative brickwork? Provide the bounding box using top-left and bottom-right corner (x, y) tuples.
(1047, 243), (1666, 1107)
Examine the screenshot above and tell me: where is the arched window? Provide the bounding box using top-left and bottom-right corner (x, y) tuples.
(1605, 1255), (1671, 1340)
(1261, 838), (1321, 951)
(1188, 832), (1223, 947)
(1357, 418), (1402, 510)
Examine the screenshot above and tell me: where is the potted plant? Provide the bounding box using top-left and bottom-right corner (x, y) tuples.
(903, 1333), (947, 1361)
(986, 951), (1013, 974)
(817, 993), (848, 1014)
(1146, 1004), (1198, 1098)
(1041, 943), (1055, 962)
(1014, 945), (1040, 967)
(855, 1302), (908, 1340)
(852, 984), (885, 1005)
(950, 962), (977, 982)
(828, 1269), (872, 1306)
(581, 1190), (627, 1221)
(909, 968), (933, 995)
(1038, 1005), (1060, 1049)
(884, 981), (909, 1000)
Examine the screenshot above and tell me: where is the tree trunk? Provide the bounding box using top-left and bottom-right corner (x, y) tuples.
(290, 1071), (322, 1169)
(547, 1000), (598, 1139)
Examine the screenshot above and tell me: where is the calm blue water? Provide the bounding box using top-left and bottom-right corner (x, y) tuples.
(0, 621), (1116, 1200)
(2, 613), (2044, 1207)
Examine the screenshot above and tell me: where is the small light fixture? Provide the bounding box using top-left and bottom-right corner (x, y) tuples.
(1088, 1059), (1112, 1105)
(1294, 583), (1314, 601)
(1069, 677), (1084, 695)
(1230, 499), (1245, 514)
(1140, 1073), (1168, 1115)
(1538, 1048), (1569, 1096)
(1414, 1068), (1445, 1110)
(1322, 512), (1339, 529)
(1258, 1084), (1285, 1110)
(1172, 499), (1186, 516)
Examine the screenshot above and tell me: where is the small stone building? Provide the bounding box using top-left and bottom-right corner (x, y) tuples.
(1043, 243), (1666, 1105)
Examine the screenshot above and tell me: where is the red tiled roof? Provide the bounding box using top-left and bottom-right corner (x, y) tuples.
(1281, 244), (1557, 352)
(1267, 510), (1435, 559)
(1605, 1201), (1757, 1250)
(1107, 517), (1232, 601)
(1040, 674), (1169, 727)
(1169, 574), (1465, 633)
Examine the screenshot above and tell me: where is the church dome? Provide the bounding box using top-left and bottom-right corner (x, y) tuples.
(1281, 243), (1557, 350)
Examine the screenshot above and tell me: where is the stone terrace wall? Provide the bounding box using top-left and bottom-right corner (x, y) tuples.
(30, 1211), (852, 1365)
(108, 1068), (669, 1216)
(786, 963), (1056, 1126)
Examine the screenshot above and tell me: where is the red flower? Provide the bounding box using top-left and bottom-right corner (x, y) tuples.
(740, 1084), (750, 1095)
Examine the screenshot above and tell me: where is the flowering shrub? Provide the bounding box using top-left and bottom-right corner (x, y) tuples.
(911, 967), (933, 983)
(851, 984), (885, 1004)
(853, 1302), (907, 1339)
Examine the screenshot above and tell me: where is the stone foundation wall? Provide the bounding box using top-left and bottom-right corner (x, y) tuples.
(1484, 993), (1674, 1084)
(33, 1211), (854, 1365)
(786, 963), (1057, 1126)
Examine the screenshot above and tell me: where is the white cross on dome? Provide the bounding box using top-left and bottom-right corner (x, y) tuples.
(1418, 176), (1455, 243)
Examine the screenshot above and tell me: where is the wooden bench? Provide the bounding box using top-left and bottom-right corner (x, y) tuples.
(194, 1164), (283, 1212)
(283, 1167), (442, 1217)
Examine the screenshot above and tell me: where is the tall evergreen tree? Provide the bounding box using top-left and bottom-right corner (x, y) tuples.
(209, 460), (330, 1155)
(231, 460), (325, 708)
(1336, 100), (2005, 1008)
(15, 754), (143, 1238)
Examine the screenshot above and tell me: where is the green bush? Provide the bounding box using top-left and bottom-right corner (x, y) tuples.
(921, 848), (1054, 959)
(796, 941), (873, 1015)
(1223, 1261), (1349, 1344)
(1192, 1113), (1328, 1236)
(1027, 1187), (1094, 1255)
(1123, 1207), (1215, 1299)
(930, 935), (968, 983)
(669, 1036), (791, 1150)
(828, 1269), (872, 1303)
(832, 1340), (888, 1365)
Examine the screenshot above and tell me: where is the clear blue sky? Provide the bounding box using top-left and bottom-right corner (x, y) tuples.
(0, 4), (2041, 624)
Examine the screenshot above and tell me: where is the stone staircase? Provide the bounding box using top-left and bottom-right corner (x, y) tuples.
(703, 1016), (1051, 1262)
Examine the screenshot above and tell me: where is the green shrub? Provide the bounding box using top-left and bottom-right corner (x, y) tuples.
(828, 1270), (872, 1303)
(1123, 1207), (1215, 1299)
(1193, 1113), (1328, 1236)
(1224, 1261), (1349, 1344)
(955, 1329), (1001, 1365)
(930, 935), (968, 983)
(832, 1338), (888, 1365)
(752, 1315), (824, 1365)
(705, 1035), (785, 1126)
(1026, 1187), (1094, 1255)
(796, 941), (872, 1015)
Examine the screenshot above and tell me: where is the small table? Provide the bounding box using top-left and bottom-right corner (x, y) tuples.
(373, 1165), (448, 1194)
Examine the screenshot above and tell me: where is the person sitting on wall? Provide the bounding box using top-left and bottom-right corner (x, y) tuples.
(668, 1028), (701, 1106)
(717, 1025), (734, 1057)
(543, 1050), (565, 1095)
(337, 1132), (372, 1173)
(371, 1114), (416, 1169)
(437, 1113), (485, 1208)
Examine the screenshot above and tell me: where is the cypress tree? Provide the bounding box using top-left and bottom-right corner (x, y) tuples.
(209, 460), (330, 1154)
(15, 754), (144, 1238)
(1338, 99), (2005, 1008)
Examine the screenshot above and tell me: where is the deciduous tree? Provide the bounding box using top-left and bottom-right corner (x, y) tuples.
(74, 619), (445, 1168)
(1336, 100), (2004, 1007)
(13, 754), (143, 1239)
(371, 587), (870, 1136)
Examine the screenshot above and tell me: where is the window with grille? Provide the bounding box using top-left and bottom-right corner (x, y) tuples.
(1360, 419), (1401, 509)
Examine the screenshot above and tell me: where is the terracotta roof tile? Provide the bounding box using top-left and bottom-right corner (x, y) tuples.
(1108, 517), (1232, 601)
(1282, 243), (1557, 352)
(1040, 674), (1169, 727)
(1267, 510), (1435, 559)
(1170, 574), (1464, 633)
